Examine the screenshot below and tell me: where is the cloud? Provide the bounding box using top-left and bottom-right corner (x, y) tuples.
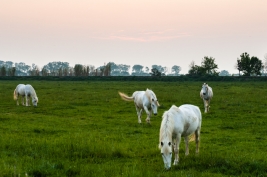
(90, 29), (191, 42)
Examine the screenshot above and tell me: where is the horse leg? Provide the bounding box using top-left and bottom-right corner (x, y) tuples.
(25, 95), (29, 106)
(173, 134), (181, 166)
(195, 129), (200, 154)
(21, 96), (25, 106)
(207, 100), (210, 112)
(135, 106), (142, 123)
(203, 98), (206, 112)
(16, 95), (19, 105)
(144, 106), (151, 124)
(204, 100), (208, 113)
(184, 136), (189, 156)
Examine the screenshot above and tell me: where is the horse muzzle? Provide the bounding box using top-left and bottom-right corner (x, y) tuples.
(154, 113), (157, 116)
(164, 164), (171, 170)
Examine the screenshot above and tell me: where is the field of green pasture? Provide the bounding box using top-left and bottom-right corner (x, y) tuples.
(0, 80), (266, 177)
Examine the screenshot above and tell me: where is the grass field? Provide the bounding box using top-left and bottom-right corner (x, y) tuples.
(0, 80), (266, 177)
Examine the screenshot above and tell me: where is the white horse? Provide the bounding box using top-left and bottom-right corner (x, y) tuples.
(118, 88), (160, 124)
(159, 104), (202, 170)
(14, 84), (38, 107)
(200, 83), (213, 113)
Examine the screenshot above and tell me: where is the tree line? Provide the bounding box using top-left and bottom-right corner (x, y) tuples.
(188, 52), (266, 76)
(0, 52), (266, 77)
(0, 61), (181, 77)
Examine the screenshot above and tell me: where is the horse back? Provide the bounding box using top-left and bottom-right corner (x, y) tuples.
(16, 84), (26, 95)
(25, 84), (36, 96)
(173, 104), (201, 136)
(133, 91), (149, 108)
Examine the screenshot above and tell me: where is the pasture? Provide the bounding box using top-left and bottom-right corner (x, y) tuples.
(0, 80), (266, 177)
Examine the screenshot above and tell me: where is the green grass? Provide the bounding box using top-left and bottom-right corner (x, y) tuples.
(0, 80), (266, 177)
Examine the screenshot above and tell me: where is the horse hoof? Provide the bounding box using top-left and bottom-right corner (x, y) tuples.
(173, 161), (179, 166)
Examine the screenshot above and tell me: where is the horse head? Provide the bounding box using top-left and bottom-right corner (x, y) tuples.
(146, 89), (160, 115)
(201, 83), (209, 96)
(159, 141), (172, 170)
(32, 97), (38, 107)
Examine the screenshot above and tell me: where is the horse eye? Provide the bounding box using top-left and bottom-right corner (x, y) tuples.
(152, 98), (154, 101)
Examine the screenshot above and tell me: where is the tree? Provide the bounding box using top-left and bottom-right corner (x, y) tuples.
(104, 63), (111, 76)
(109, 63), (130, 76)
(7, 67), (16, 76)
(74, 64), (83, 76)
(150, 68), (161, 76)
(201, 56), (218, 75)
(264, 54), (267, 74)
(235, 59), (243, 76)
(0, 61), (16, 76)
(188, 57), (218, 76)
(29, 64), (40, 76)
(250, 56), (263, 76)
(14, 62), (31, 76)
(0, 66), (6, 76)
(236, 52), (263, 76)
(132, 64), (144, 76)
(188, 61), (205, 76)
(219, 70), (230, 76)
(42, 62), (70, 76)
(170, 65), (181, 76)
(151, 65), (167, 75)
(41, 67), (49, 76)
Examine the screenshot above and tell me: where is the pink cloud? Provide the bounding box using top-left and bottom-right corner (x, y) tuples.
(90, 29), (191, 42)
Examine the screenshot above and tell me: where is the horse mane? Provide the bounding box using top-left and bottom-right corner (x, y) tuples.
(145, 88), (153, 100)
(145, 88), (160, 106)
(159, 106), (176, 147)
(26, 85), (38, 100)
(31, 87), (37, 98)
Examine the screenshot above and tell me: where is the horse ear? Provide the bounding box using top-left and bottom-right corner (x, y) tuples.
(168, 142), (171, 146)
(161, 142), (163, 146)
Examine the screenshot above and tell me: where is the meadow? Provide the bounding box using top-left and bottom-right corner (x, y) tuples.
(0, 80), (266, 177)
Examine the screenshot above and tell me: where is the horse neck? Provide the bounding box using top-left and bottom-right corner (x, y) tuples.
(160, 112), (174, 142)
(30, 88), (37, 98)
(203, 87), (210, 99)
(207, 87), (211, 98)
(145, 90), (151, 100)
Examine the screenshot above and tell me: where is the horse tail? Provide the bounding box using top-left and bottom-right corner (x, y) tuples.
(189, 134), (195, 142)
(13, 89), (17, 100)
(118, 91), (134, 101)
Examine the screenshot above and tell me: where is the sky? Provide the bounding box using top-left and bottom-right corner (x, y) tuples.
(0, 0), (266, 74)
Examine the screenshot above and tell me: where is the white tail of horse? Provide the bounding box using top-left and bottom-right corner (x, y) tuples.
(13, 89), (18, 100)
(118, 92), (134, 102)
(118, 89), (160, 124)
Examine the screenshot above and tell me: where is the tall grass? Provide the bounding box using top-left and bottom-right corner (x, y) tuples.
(0, 81), (266, 176)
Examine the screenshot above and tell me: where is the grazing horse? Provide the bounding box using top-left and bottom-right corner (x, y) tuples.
(14, 84), (38, 107)
(200, 83), (213, 113)
(118, 88), (160, 124)
(159, 104), (202, 170)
